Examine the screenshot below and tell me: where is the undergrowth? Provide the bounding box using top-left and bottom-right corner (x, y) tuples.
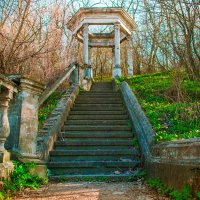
(38, 91), (64, 128)
(146, 178), (199, 200)
(117, 71), (200, 142)
(0, 161), (47, 200)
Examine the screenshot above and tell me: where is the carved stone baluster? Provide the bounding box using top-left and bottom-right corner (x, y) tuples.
(0, 87), (13, 163)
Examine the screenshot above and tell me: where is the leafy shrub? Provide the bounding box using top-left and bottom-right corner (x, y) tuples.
(197, 191), (200, 199)
(0, 161), (47, 199)
(147, 178), (193, 199)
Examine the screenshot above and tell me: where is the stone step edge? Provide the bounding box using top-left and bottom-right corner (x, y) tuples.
(49, 173), (140, 182)
(47, 160), (140, 167)
(50, 149), (137, 156)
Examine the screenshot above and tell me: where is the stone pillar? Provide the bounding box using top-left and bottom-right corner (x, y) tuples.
(17, 77), (45, 162)
(83, 24), (89, 66)
(113, 23), (121, 78)
(127, 36), (133, 77)
(83, 24), (92, 79)
(74, 66), (79, 84)
(72, 35), (78, 63)
(112, 47), (115, 77)
(87, 47), (93, 79)
(0, 87), (13, 163)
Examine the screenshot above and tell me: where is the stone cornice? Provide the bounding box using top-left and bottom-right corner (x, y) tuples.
(67, 7), (137, 34)
(0, 74), (17, 93)
(19, 77), (45, 95)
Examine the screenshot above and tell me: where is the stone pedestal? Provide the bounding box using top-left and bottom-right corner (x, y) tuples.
(16, 77), (45, 161)
(85, 65), (92, 80)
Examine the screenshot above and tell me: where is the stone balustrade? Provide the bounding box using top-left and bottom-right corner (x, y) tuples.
(0, 74), (17, 163)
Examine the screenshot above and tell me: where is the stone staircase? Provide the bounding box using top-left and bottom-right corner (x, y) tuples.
(48, 82), (141, 180)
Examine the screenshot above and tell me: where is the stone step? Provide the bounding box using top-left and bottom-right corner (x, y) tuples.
(93, 81), (112, 86)
(73, 103), (123, 108)
(47, 81), (142, 179)
(75, 99), (123, 104)
(59, 131), (133, 138)
(50, 149), (137, 156)
(80, 91), (117, 95)
(49, 174), (140, 182)
(49, 157), (138, 163)
(71, 107), (124, 111)
(62, 125), (131, 131)
(65, 119), (129, 125)
(91, 89), (113, 92)
(55, 139), (133, 147)
(49, 149), (138, 161)
(69, 111), (127, 115)
(91, 86), (113, 89)
(47, 160), (140, 175)
(55, 146), (134, 150)
(76, 97), (122, 101)
(79, 94), (120, 98)
(68, 115), (128, 120)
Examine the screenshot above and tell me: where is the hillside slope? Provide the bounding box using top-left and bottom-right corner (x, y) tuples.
(117, 72), (200, 142)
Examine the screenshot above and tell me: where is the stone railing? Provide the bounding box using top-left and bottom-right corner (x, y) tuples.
(0, 74), (18, 178)
(38, 62), (78, 106)
(37, 84), (79, 161)
(117, 79), (200, 193)
(0, 74), (18, 162)
(119, 81), (155, 158)
(0, 62), (87, 176)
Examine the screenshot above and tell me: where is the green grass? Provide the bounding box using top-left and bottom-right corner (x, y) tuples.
(38, 91), (64, 128)
(117, 71), (200, 142)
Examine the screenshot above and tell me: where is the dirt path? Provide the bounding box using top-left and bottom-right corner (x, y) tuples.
(15, 181), (168, 200)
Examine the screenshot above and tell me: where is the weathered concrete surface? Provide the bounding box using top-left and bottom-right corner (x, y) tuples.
(147, 138), (200, 194)
(0, 161), (14, 180)
(37, 84), (79, 161)
(120, 81), (155, 158)
(151, 138), (200, 160)
(6, 75), (45, 159)
(16, 77), (45, 160)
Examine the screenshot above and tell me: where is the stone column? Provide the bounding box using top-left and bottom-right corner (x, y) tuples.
(72, 35), (78, 63)
(17, 77), (45, 162)
(113, 23), (121, 78)
(127, 36), (133, 77)
(0, 87), (13, 163)
(74, 66), (79, 84)
(83, 24), (89, 66)
(112, 47), (115, 77)
(83, 24), (92, 79)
